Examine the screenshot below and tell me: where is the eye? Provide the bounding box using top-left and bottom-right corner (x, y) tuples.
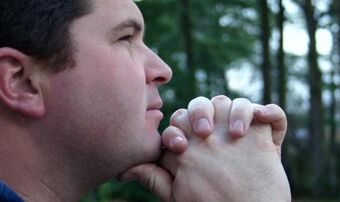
(118, 34), (133, 42)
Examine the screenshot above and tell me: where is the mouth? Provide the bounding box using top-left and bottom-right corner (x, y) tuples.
(147, 100), (164, 119)
(147, 109), (163, 117)
(147, 99), (163, 111)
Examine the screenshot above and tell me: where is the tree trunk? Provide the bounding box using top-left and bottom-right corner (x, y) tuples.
(277, 0), (293, 193)
(277, 0), (286, 110)
(329, 64), (337, 195)
(301, 0), (325, 196)
(181, 0), (196, 101)
(324, 0), (340, 196)
(259, 0), (272, 104)
(337, 0), (340, 80)
(334, 0), (340, 195)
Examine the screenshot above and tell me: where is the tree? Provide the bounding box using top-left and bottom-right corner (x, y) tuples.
(329, 0), (340, 196)
(277, 0), (286, 109)
(81, 0), (340, 200)
(181, 0), (197, 102)
(300, 0), (325, 196)
(259, 0), (272, 104)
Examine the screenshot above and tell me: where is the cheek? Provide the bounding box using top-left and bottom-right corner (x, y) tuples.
(40, 41), (161, 173)
(94, 58), (147, 118)
(89, 65), (147, 133)
(89, 60), (148, 144)
(45, 69), (149, 162)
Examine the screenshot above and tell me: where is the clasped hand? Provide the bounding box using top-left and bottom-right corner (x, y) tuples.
(120, 96), (291, 202)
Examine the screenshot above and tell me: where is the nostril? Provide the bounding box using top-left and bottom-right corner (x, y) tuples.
(153, 76), (168, 85)
(145, 49), (172, 84)
(146, 64), (172, 85)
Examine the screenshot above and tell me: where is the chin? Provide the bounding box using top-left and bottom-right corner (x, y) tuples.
(119, 137), (161, 177)
(134, 129), (162, 165)
(144, 132), (162, 161)
(119, 127), (162, 172)
(113, 136), (162, 179)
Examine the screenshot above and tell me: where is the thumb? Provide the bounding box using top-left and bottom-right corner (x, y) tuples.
(254, 104), (287, 147)
(253, 104), (287, 157)
(118, 163), (173, 202)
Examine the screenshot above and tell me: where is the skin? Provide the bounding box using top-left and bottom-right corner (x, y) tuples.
(162, 97), (291, 202)
(0, 0), (290, 201)
(1, 0), (172, 201)
(121, 96), (291, 202)
(38, 0), (172, 181)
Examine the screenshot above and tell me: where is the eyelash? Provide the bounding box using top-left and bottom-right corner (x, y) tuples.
(119, 34), (133, 41)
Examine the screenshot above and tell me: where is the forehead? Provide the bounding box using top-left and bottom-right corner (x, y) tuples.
(85, 0), (144, 30)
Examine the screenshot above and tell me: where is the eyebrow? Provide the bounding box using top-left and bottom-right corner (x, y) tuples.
(110, 18), (144, 36)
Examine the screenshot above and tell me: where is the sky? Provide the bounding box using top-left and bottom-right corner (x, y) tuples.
(282, 0), (333, 57)
(137, 0), (337, 107)
(227, 0), (337, 108)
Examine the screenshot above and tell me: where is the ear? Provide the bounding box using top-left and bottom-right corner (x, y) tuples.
(0, 48), (45, 118)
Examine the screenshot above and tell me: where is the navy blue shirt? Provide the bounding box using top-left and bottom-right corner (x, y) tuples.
(0, 181), (24, 202)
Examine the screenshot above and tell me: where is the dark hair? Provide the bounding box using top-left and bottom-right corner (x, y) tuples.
(0, 0), (92, 72)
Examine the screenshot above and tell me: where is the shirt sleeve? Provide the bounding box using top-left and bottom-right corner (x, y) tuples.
(0, 181), (24, 202)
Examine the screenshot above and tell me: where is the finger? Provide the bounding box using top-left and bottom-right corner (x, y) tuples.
(211, 95), (232, 125)
(188, 96), (215, 138)
(229, 98), (254, 138)
(254, 104), (287, 148)
(118, 164), (173, 202)
(160, 151), (180, 177)
(162, 126), (189, 154)
(170, 108), (194, 139)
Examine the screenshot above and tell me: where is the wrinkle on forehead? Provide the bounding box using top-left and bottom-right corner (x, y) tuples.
(71, 0), (145, 41)
(93, 0), (145, 25)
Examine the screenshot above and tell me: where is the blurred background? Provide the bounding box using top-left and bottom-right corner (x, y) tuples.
(81, 0), (340, 201)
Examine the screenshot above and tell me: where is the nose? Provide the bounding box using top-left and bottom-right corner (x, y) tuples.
(144, 46), (172, 86)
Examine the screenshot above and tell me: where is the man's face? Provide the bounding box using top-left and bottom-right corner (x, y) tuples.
(39, 0), (172, 177)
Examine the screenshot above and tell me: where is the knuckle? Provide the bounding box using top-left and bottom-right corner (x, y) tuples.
(170, 108), (187, 123)
(266, 104), (286, 119)
(188, 96), (211, 109)
(162, 127), (185, 146)
(211, 95), (231, 104)
(162, 126), (178, 137)
(266, 103), (280, 110)
(233, 97), (251, 105)
(231, 99), (253, 115)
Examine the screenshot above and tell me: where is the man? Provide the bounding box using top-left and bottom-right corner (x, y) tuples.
(0, 0), (290, 201)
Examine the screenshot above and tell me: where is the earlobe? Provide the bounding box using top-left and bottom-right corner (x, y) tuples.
(0, 48), (45, 118)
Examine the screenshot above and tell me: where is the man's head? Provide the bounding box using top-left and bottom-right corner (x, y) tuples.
(0, 0), (91, 72)
(0, 0), (172, 199)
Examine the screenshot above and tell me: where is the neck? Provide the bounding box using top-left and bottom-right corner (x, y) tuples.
(0, 122), (88, 202)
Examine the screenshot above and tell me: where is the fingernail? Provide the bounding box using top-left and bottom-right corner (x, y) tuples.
(170, 136), (184, 147)
(119, 172), (138, 182)
(232, 120), (244, 133)
(196, 118), (211, 132)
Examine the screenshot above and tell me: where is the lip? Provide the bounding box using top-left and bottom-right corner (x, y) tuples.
(147, 100), (164, 119)
(146, 109), (164, 119)
(147, 100), (163, 111)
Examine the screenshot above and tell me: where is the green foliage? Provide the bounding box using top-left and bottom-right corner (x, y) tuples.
(81, 181), (159, 202)
(84, 0), (340, 201)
